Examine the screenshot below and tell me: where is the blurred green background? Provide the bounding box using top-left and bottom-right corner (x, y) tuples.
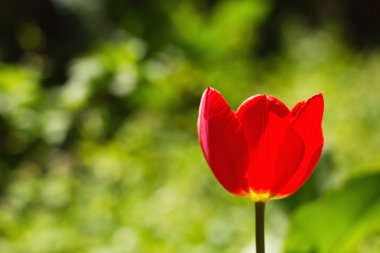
(0, 0), (380, 252)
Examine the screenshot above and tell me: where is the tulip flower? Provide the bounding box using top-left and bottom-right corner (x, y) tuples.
(197, 87), (324, 253)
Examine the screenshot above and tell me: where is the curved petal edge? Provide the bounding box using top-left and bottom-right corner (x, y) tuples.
(198, 87), (249, 195)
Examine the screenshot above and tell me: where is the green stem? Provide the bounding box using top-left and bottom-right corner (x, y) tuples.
(255, 201), (265, 253)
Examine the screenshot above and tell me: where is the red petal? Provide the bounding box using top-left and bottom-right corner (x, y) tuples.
(271, 127), (305, 195)
(291, 101), (306, 116)
(277, 93), (324, 195)
(235, 95), (293, 193)
(198, 87), (249, 195)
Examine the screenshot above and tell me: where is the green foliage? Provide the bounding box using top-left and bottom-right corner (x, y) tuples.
(0, 0), (380, 252)
(285, 173), (380, 253)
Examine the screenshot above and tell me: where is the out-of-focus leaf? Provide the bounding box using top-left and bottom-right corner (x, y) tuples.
(285, 173), (380, 253)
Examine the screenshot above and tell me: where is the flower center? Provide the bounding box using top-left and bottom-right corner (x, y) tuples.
(248, 190), (271, 202)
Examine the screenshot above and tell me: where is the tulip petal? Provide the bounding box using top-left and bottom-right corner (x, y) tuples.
(277, 93), (324, 196)
(198, 87), (249, 195)
(235, 95), (293, 193)
(291, 101), (306, 116)
(270, 127), (305, 195)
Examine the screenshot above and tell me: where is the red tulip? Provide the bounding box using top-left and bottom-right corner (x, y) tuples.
(198, 87), (324, 201)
